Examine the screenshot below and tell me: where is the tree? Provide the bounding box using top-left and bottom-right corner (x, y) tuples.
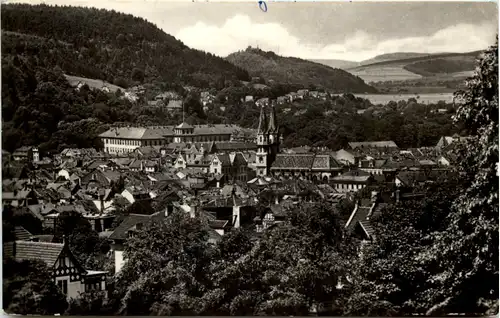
(344, 180), (461, 316)
(113, 211), (215, 315)
(131, 68), (145, 83)
(3, 259), (68, 315)
(202, 202), (356, 316)
(56, 211), (109, 270)
(423, 39), (499, 315)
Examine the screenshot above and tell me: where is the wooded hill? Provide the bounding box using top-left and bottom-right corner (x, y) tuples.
(1, 4), (250, 89)
(226, 47), (377, 93)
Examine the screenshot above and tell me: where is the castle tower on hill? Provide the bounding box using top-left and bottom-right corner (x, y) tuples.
(255, 105), (280, 176)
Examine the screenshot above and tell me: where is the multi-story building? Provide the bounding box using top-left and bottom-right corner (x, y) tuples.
(99, 123), (247, 155)
(255, 105), (281, 176)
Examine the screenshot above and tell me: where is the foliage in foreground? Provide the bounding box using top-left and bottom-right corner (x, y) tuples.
(3, 259), (68, 315)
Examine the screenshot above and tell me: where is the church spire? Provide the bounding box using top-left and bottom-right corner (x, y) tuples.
(267, 104), (278, 134)
(257, 105), (267, 134)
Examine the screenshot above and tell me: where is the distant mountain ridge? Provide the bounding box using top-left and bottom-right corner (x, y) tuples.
(227, 47), (376, 93)
(349, 51), (483, 70)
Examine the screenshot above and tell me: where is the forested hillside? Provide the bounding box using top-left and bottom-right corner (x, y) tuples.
(0, 4), (463, 155)
(1, 4), (250, 88)
(226, 47), (377, 93)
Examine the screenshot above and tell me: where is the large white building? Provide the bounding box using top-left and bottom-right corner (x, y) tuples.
(99, 123), (250, 155)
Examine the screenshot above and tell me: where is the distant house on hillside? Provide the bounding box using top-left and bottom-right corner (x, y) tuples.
(287, 92), (299, 102)
(166, 100), (183, 111)
(255, 98), (270, 107)
(277, 96), (288, 104)
(245, 95), (254, 102)
(297, 89), (309, 98)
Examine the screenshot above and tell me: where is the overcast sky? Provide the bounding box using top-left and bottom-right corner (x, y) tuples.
(6, 0), (499, 61)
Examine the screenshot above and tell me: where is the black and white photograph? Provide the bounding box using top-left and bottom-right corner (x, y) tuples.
(1, 0), (498, 315)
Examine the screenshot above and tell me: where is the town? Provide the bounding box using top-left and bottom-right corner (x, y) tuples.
(2, 98), (469, 299)
(1, 2), (498, 316)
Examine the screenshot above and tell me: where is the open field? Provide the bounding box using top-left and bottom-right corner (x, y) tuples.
(64, 74), (123, 93)
(350, 65), (423, 82)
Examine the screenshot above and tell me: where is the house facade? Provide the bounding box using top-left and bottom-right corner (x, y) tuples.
(3, 240), (107, 300)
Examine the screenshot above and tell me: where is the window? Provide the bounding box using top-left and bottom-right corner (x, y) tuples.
(57, 280), (68, 295)
(214, 168), (218, 174)
(259, 156), (264, 163)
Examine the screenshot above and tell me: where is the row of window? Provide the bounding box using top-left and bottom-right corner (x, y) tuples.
(334, 183), (365, 190)
(104, 139), (141, 146)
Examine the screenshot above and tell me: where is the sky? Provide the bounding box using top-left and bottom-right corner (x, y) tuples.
(6, 0), (499, 61)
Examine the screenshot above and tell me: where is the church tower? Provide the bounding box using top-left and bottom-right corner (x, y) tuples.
(255, 105), (269, 176)
(255, 104), (280, 176)
(267, 104), (280, 168)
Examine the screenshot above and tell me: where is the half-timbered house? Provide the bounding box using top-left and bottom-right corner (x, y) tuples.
(3, 239), (108, 300)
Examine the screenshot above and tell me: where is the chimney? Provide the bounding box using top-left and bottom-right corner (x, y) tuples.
(63, 234), (68, 246)
(232, 205), (240, 229)
(395, 189), (400, 203)
(100, 193), (105, 215)
(275, 196), (279, 205)
(189, 204), (197, 218)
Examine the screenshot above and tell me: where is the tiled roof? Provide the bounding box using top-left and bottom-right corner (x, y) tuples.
(3, 190), (33, 200)
(312, 154), (342, 170)
(100, 124), (246, 140)
(349, 141), (398, 149)
(333, 170), (372, 182)
(192, 124), (241, 135)
(209, 220), (229, 229)
(176, 122), (194, 129)
(14, 226), (32, 241)
(271, 154), (316, 170)
(215, 154), (231, 166)
(99, 127), (148, 139)
(4, 241), (64, 267)
(214, 142), (257, 151)
(108, 213), (156, 241)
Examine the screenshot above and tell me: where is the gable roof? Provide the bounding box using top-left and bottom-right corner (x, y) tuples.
(214, 154), (231, 166)
(14, 226), (33, 241)
(271, 154), (316, 170)
(108, 213), (157, 241)
(312, 154), (342, 170)
(3, 241), (64, 267)
(348, 141), (398, 149)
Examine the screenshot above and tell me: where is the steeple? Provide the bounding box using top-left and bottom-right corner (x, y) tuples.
(257, 105), (267, 134)
(267, 104), (278, 134)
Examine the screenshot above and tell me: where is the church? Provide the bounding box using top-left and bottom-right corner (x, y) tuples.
(255, 105), (281, 176)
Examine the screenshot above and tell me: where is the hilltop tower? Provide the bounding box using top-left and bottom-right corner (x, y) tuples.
(255, 104), (280, 176)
